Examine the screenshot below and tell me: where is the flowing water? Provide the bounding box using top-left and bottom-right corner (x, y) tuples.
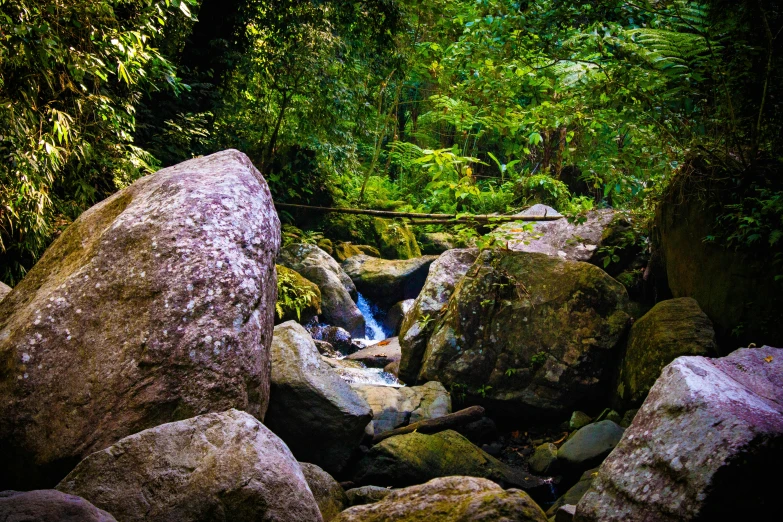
(356, 292), (386, 341)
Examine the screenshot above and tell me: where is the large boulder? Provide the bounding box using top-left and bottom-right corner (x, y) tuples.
(264, 321), (372, 474)
(351, 381), (451, 435)
(0, 490), (117, 521)
(416, 249), (631, 415)
(557, 421), (625, 474)
(0, 282), (10, 302)
(615, 297), (716, 409)
(494, 205), (615, 262)
(575, 346), (783, 521)
(335, 476), (548, 522)
(56, 409), (322, 522)
(351, 430), (547, 494)
(399, 248), (479, 383)
(341, 255), (437, 308)
(333, 242), (380, 263)
(0, 150), (280, 490)
(383, 299), (414, 336)
(372, 218), (421, 260)
(278, 243), (365, 337)
(656, 194), (783, 349)
(300, 463), (347, 521)
(275, 265), (322, 325)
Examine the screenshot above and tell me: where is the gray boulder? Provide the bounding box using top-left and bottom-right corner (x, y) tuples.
(558, 421), (625, 473)
(335, 476), (548, 522)
(615, 297), (716, 409)
(575, 346), (783, 521)
(383, 299), (414, 336)
(0, 150), (280, 489)
(416, 250), (630, 415)
(341, 255), (437, 308)
(264, 322), (372, 474)
(279, 243), (365, 337)
(398, 248), (479, 383)
(347, 337), (402, 368)
(0, 282), (10, 302)
(351, 381), (451, 435)
(300, 463), (347, 521)
(351, 430), (547, 493)
(345, 486), (393, 507)
(57, 409), (322, 522)
(0, 490), (117, 521)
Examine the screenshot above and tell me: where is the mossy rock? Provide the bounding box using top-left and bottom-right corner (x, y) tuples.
(333, 242), (379, 263)
(317, 238), (334, 255)
(372, 218), (421, 260)
(614, 297), (716, 410)
(275, 265), (321, 324)
(416, 249), (631, 415)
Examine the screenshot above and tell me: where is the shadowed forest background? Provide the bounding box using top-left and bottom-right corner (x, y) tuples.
(1, 0), (781, 289)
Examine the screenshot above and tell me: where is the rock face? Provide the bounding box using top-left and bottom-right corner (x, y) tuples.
(575, 346), (783, 522)
(347, 337), (402, 368)
(557, 421), (625, 473)
(275, 265), (321, 325)
(264, 321), (372, 474)
(383, 299), (414, 336)
(399, 248), (479, 384)
(656, 195), (783, 349)
(341, 255), (437, 308)
(415, 249), (630, 414)
(0, 150), (280, 489)
(300, 463), (347, 521)
(278, 243), (365, 337)
(57, 409), (323, 522)
(495, 205), (615, 262)
(336, 476), (548, 522)
(615, 297), (716, 409)
(351, 430), (546, 493)
(0, 282), (10, 302)
(372, 218), (421, 260)
(0, 490), (117, 522)
(351, 381), (451, 435)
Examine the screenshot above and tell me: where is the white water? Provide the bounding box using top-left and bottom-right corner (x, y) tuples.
(356, 292), (386, 341)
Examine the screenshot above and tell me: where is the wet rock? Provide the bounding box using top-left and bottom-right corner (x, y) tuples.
(416, 249), (631, 415)
(569, 411), (593, 430)
(575, 346), (783, 521)
(372, 218), (421, 260)
(615, 297), (716, 409)
(383, 299), (414, 336)
(399, 248), (479, 383)
(56, 409), (322, 522)
(351, 381), (451, 435)
(0, 282), (10, 302)
(0, 490), (117, 521)
(317, 238), (334, 255)
(558, 421), (624, 474)
(528, 443), (559, 475)
(275, 265), (322, 325)
(335, 476), (548, 522)
(351, 430), (547, 493)
(333, 242), (365, 262)
(0, 150), (280, 489)
(347, 337), (401, 368)
(495, 205), (615, 262)
(341, 255), (437, 308)
(384, 360), (400, 377)
(310, 324), (358, 355)
(345, 486), (393, 507)
(546, 468), (599, 519)
(278, 243), (365, 337)
(264, 322), (372, 474)
(314, 339), (342, 358)
(300, 463), (347, 521)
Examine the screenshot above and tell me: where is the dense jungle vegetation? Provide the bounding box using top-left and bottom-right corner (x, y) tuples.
(1, 0), (781, 283)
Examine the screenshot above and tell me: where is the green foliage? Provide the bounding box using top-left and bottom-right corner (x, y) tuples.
(276, 267), (319, 322)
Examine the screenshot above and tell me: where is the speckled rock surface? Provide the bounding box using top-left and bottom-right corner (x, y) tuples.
(342, 255), (437, 308)
(264, 322), (372, 474)
(416, 249), (630, 414)
(398, 248), (479, 384)
(278, 243), (365, 337)
(0, 282), (10, 302)
(0, 150), (280, 489)
(335, 476), (547, 522)
(614, 297), (716, 409)
(0, 490), (117, 521)
(57, 409), (322, 522)
(351, 430), (546, 493)
(575, 346), (783, 521)
(351, 381), (451, 434)
(300, 463), (347, 521)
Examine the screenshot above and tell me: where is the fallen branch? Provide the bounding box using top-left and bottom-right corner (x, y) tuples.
(372, 405), (485, 444)
(274, 203), (562, 224)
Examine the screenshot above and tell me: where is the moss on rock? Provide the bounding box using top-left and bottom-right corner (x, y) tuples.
(275, 265), (321, 324)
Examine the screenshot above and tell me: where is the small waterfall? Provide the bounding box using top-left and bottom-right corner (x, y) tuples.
(357, 293), (386, 341)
